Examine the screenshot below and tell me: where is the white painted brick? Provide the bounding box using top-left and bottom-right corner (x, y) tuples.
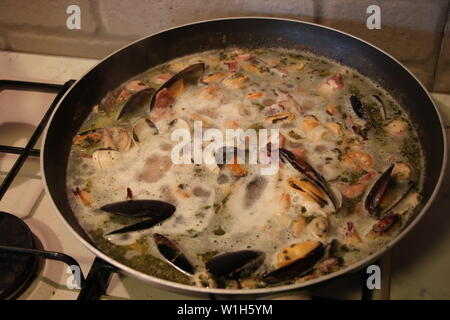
(0, 0), (97, 33)
(98, 0), (316, 37)
(7, 31), (131, 59)
(434, 13), (450, 93)
(319, 0), (449, 61)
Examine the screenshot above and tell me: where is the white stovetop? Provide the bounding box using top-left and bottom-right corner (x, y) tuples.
(1, 51), (449, 300)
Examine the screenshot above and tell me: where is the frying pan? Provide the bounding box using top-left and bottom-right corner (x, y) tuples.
(41, 17), (447, 296)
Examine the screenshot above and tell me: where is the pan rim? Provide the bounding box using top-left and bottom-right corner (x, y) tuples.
(41, 16), (447, 296)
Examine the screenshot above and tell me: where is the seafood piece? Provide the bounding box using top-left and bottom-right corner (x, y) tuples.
(319, 74), (344, 95)
(73, 129), (103, 149)
(302, 115), (320, 131)
(262, 242), (324, 284)
(364, 164), (394, 215)
(150, 63), (205, 110)
(153, 233), (195, 276)
(92, 149), (122, 169)
(386, 120), (408, 136)
(205, 250), (265, 279)
(139, 155), (172, 183)
(101, 200), (175, 235)
(265, 112), (295, 124)
(132, 118), (158, 143)
(287, 177), (328, 208)
(306, 216), (329, 238)
(392, 162), (412, 181)
(343, 221), (362, 246)
(116, 88), (154, 121)
(280, 148), (339, 210)
(222, 73), (249, 89)
(72, 188), (92, 207)
(343, 150), (373, 172)
(103, 127), (133, 153)
(315, 257), (340, 273)
(367, 214), (400, 237)
(201, 72), (226, 84)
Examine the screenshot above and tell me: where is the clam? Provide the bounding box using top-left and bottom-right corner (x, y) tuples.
(100, 200), (175, 235)
(205, 250), (265, 279)
(280, 148), (339, 210)
(92, 149), (122, 169)
(150, 63), (205, 110)
(306, 216), (329, 238)
(262, 241), (324, 284)
(116, 87), (154, 121)
(132, 117), (158, 143)
(153, 233), (195, 276)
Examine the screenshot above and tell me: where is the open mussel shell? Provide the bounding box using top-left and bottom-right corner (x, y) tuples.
(101, 200), (175, 217)
(101, 200), (175, 235)
(116, 88), (155, 121)
(350, 95), (370, 121)
(261, 243), (324, 284)
(280, 148), (339, 210)
(364, 164), (394, 215)
(153, 233), (195, 276)
(205, 250), (265, 279)
(150, 63), (205, 110)
(350, 95), (371, 139)
(132, 117), (158, 143)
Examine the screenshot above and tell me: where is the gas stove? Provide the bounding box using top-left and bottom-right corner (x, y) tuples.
(1, 51), (449, 300)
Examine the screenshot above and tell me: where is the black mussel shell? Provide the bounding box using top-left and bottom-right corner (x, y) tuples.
(150, 63), (205, 110)
(261, 244), (324, 284)
(117, 88), (154, 121)
(153, 233), (195, 275)
(364, 165), (394, 215)
(205, 250), (265, 279)
(100, 200), (175, 217)
(279, 148), (338, 210)
(101, 200), (175, 235)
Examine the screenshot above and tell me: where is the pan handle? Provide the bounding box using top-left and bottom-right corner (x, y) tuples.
(77, 257), (117, 300)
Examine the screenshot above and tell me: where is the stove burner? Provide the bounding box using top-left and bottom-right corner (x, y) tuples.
(0, 212), (40, 299)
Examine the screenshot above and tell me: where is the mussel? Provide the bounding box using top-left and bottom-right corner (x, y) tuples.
(364, 164), (415, 216)
(205, 250), (265, 279)
(132, 117), (158, 143)
(365, 164), (394, 215)
(150, 63), (205, 110)
(153, 233), (195, 276)
(261, 242), (324, 284)
(116, 87), (155, 121)
(101, 200), (175, 235)
(350, 95), (371, 139)
(280, 148), (339, 210)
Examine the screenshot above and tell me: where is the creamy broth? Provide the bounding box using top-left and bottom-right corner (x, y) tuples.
(67, 48), (424, 288)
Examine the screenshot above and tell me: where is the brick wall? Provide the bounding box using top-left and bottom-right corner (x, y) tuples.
(0, 0), (449, 92)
